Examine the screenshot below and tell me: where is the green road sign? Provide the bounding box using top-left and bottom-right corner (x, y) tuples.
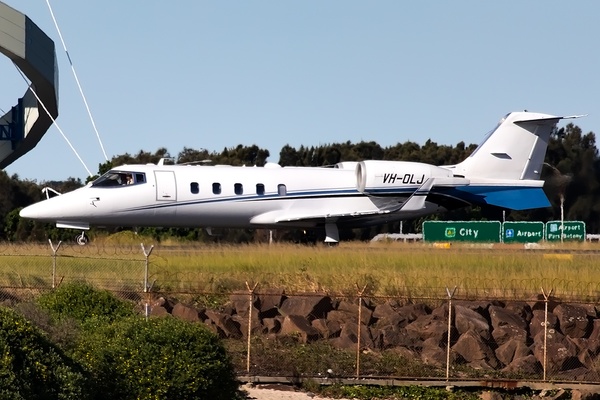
(545, 221), (586, 241)
(503, 221), (544, 243)
(423, 221), (501, 242)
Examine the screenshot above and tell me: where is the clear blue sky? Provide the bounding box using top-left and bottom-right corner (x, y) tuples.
(1, 1), (599, 182)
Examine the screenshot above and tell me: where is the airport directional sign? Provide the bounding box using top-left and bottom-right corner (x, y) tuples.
(545, 221), (586, 242)
(503, 221), (544, 243)
(422, 221), (501, 242)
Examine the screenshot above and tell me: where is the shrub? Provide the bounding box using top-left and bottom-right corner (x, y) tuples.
(0, 307), (89, 399)
(36, 282), (134, 324)
(74, 316), (240, 400)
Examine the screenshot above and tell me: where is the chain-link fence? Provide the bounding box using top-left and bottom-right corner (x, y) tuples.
(1, 241), (599, 384)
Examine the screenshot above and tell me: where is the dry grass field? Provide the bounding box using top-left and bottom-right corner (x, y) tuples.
(2, 235), (597, 301)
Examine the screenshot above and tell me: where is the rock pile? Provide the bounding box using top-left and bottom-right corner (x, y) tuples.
(151, 291), (600, 381)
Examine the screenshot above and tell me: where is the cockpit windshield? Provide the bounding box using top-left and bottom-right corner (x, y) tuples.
(92, 170), (146, 187)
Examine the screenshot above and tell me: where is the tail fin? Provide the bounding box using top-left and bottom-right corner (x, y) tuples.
(449, 111), (581, 180)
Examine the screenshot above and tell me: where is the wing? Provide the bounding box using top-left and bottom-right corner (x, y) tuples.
(249, 177), (468, 226)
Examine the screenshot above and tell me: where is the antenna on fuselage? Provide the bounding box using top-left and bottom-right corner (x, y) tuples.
(157, 157), (175, 166)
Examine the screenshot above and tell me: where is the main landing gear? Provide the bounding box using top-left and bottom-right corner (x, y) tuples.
(76, 231), (89, 246)
(325, 222), (339, 247)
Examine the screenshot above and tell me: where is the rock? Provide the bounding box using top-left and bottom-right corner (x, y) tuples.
(501, 354), (541, 376)
(311, 318), (341, 339)
(588, 319), (600, 341)
(229, 290), (259, 318)
(257, 288), (285, 319)
(330, 321), (373, 349)
(150, 305), (170, 317)
(396, 303), (430, 323)
(420, 337), (447, 367)
(489, 305), (528, 346)
(152, 296), (174, 312)
(454, 304), (491, 340)
(373, 301), (407, 327)
(171, 302), (202, 322)
(336, 299), (373, 325)
(406, 314), (451, 343)
(529, 309), (558, 338)
(554, 303), (591, 338)
(530, 294), (560, 313)
(279, 315), (320, 343)
(495, 338), (531, 366)
(452, 330), (499, 369)
(504, 301), (533, 323)
(232, 312), (264, 337)
(489, 305), (528, 330)
(205, 310), (243, 338)
(532, 329), (580, 374)
(326, 310), (355, 325)
(571, 388), (600, 400)
(278, 294), (333, 320)
(262, 317), (282, 334)
(494, 324), (529, 347)
(454, 300), (490, 315)
(374, 325), (420, 349)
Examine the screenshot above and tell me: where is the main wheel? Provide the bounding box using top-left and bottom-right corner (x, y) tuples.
(76, 232), (89, 245)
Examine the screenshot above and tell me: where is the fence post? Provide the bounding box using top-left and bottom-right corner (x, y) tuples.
(48, 239), (62, 289)
(356, 284), (367, 379)
(140, 244), (154, 320)
(245, 282), (258, 375)
(541, 287), (553, 381)
(445, 286), (457, 382)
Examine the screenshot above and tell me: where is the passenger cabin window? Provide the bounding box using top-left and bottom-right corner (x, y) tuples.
(92, 171), (146, 188)
(190, 182), (199, 194)
(234, 183), (243, 195)
(256, 183), (265, 195)
(212, 182), (221, 195)
(278, 184), (287, 196)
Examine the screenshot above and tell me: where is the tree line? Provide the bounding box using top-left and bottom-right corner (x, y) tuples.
(2, 123), (598, 242)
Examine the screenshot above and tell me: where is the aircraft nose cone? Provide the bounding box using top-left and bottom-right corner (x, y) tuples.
(19, 204), (37, 219)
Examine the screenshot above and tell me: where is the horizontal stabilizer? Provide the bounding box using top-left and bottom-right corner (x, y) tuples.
(484, 187), (550, 210)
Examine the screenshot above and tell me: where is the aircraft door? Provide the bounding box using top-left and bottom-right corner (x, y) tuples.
(155, 171), (177, 201)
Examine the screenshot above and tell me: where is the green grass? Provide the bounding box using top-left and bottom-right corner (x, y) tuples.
(0, 241), (599, 300)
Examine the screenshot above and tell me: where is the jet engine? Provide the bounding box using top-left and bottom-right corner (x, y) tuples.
(356, 160), (453, 193)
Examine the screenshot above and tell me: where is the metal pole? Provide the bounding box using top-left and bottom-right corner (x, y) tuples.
(560, 195), (565, 243)
(48, 239), (62, 289)
(245, 282), (258, 375)
(445, 286), (457, 381)
(541, 287), (553, 381)
(141, 243), (154, 320)
(356, 284), (367, 379)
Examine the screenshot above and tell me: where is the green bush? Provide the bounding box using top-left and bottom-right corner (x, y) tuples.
(74, 316), (240, 400)
(36, 282), (134, 324)
(0, 307), (89, 400)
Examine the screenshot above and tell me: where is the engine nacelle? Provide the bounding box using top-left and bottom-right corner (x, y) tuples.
(356, 160), (453, 193)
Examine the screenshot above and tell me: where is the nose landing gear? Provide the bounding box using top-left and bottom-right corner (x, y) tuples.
(76, 231), (89, 245)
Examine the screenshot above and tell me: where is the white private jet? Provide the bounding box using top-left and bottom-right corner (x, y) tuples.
(20, 111), (581, 244)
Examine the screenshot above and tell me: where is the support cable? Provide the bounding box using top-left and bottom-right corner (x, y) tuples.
(13, 64), (93, 176)
(44, 0), (109, 161)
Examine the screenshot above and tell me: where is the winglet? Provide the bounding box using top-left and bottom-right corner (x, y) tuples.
(399, 178), (434, 211)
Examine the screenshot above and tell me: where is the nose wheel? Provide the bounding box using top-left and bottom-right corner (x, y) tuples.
(76, 231), (89, 246)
